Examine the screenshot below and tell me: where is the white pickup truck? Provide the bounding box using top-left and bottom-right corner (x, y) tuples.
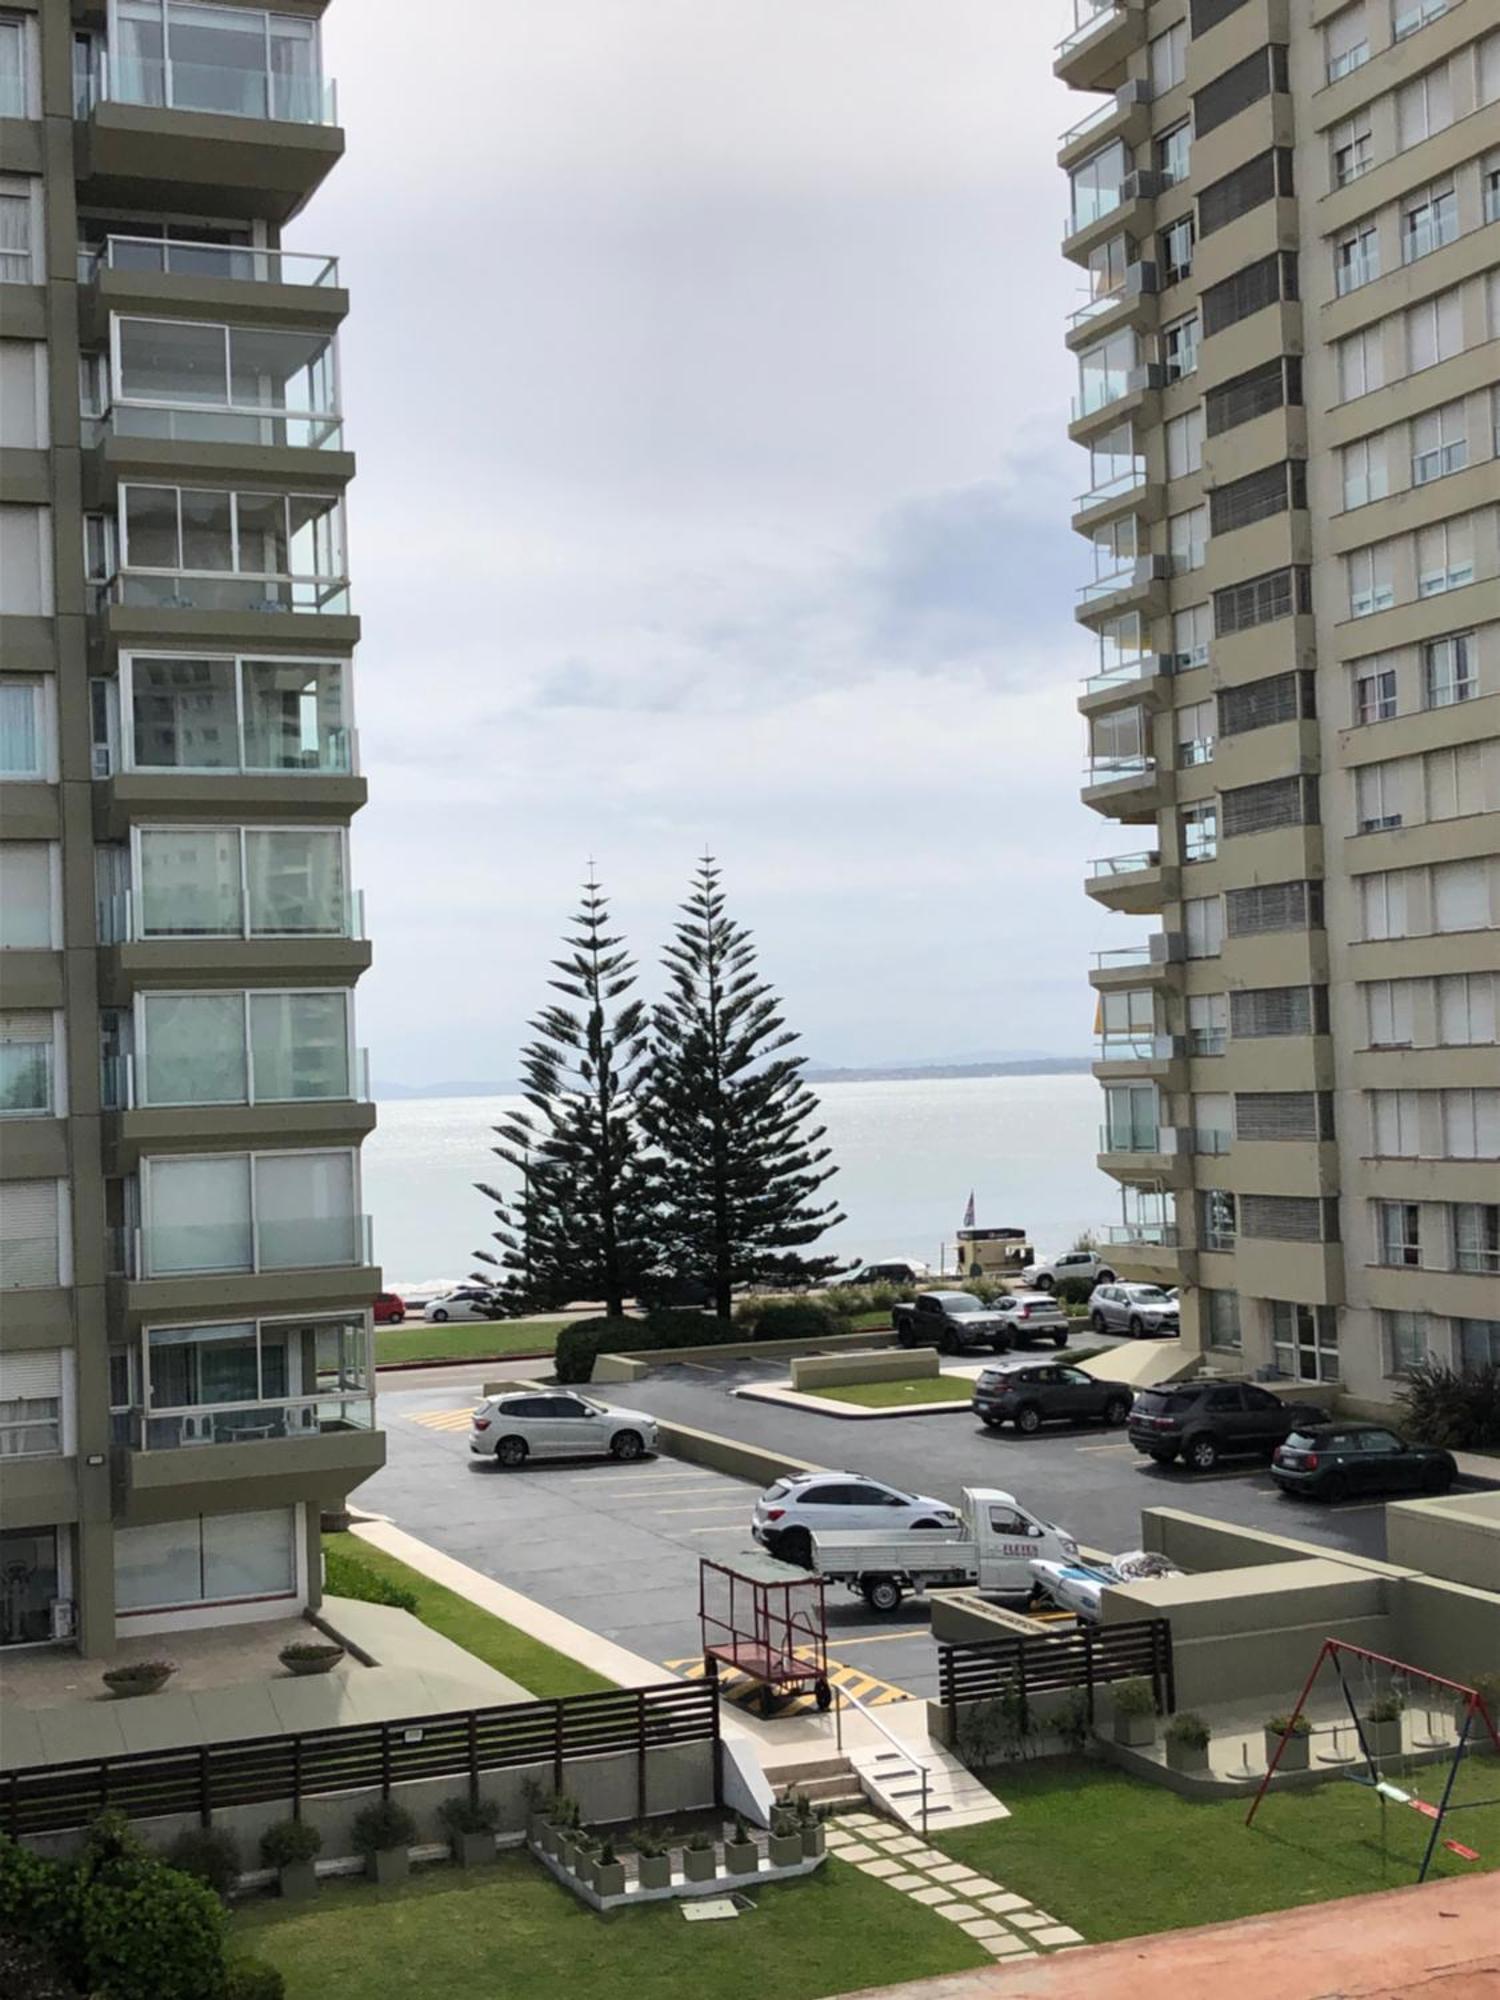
(810, 1487), (1080, 1614)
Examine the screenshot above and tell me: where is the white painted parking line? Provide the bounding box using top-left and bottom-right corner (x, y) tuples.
(655, 1503), (752, 1517)
(682, 1523), (757, 1535)
(1075, 1442), (1134, 1455)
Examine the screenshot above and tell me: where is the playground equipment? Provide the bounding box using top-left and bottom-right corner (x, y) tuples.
(1247, 1639), (1500, 1882)
(699, 1551), (831, 1718)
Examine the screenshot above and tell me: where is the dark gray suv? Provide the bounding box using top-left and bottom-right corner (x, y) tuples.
(973, 1360), (1132, 1435)
(1128, 1379), (1329, 1472)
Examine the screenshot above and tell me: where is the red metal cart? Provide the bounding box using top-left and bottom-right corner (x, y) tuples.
(699, 1552), (832, 1717)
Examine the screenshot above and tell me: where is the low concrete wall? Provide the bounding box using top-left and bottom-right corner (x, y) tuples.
(1139, 1507), (1412, 1580)
(790, 1347), (937, 1391)
(1386, 1490), (1500, 1594)
(654, 1417), (827, 1488)
(1391, 1573), (1500, 1688)
(929, 1592), (1058, 1646)
(591, 1325), (895, 1384)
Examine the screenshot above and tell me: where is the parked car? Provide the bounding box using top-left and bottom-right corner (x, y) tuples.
(1021, 1249), (1117, 1292)
(987, 1291), (1071, 1348)
(891, 1290), (1012, 1354)
(373, 1291), (407, 1325)
(831, 1259), (931, 1287)
(972, 1359), (1132, 1434)
(1128, 1379), (1330, 1473)
(425, 1286), (504, 1323)
(752, 1472), (963, 1568)
(1088, 1283), (1180, 1337)
(469, 1391), (657, 1467)
(811, 1487), (1080, 1614)
(1271, 1424), (1456, 1503)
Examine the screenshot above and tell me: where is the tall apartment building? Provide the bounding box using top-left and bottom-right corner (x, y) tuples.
(0, 0), (382, 1657)
(1059, 0), (1499, 1412)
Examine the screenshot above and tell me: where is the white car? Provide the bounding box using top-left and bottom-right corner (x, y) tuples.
(469, 1390), (657, 1467)
(425, 1286), (502, 1323)
(752, 1472), (963, 1568)
(1021, 1249), (1117, 1292)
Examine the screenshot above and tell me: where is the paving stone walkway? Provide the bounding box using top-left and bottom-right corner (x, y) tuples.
(824, 1814), (1085, 1962)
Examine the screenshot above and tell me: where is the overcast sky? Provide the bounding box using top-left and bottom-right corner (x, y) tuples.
(305, 2), (1119, 1083)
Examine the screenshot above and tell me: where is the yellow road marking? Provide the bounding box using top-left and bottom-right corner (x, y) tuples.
(666, 1650), (913, 1708)
(410, 1408), (475, 1432)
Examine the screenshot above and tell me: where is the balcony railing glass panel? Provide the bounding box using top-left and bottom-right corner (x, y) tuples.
(85, 235), (338, 287)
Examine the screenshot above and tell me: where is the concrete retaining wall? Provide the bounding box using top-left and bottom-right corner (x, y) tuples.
(654, 1417), (827, 1487)
(1386, 1491), (1500, 1594)
(1391, 1574), (1500, 1688)
(1139, 1507), (1411, 1579)
(591, 1326), (894, 1384)
(790, 1347), (937, 1391)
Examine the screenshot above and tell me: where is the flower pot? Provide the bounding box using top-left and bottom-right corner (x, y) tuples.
(1113, 1711), (1156, 1749)
(527, 1809), (549, 1847)
(1264, 1728), (1310, 1773)
(454, 1830), (493, 1869)
(278, 1861), (318, 1902)
(594, 1861), (626, 1898)
(539, 1821), (563, 1858)
(683, 1847), (717, 1883)
(280, 1646), (344, 1677)
(800, 1824), (825, 1861)
(102, 1667), (174, 1699)
(768, 1832), (803, 1869)
(724, 1840), (759, 1877)
(1165, 1736), (1210, 1774)
(637, 1853), (672, 1891)
(367, 1847), (410, 1886)
(1365, 1717), (1403, 1761)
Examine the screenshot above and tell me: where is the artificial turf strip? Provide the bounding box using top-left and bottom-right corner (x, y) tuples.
(800, 1377), (974, 1408)
(375, 1317), (572, 1366)
(233, 1852), (982, 2000)
(935, 1757), (1500, 1943)
(321, 1534), (614, 1700)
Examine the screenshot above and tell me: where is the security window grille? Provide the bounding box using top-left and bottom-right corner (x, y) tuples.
(1209, 461), (1303, 536)
(1243, 1196), (1332, 1243)
(1194, 45), (1287, 140)
(1424, 634), (1475, 708)
(1226, 879), (1322, 936)
(1453, 1203), (1500, 1275)
(1159, 216), (1194, 287)
(1272, 1301), (1339, 1383)
(1230, 986), (1322, 1039)
(1201, 1190), (1237, 1251)
(1222, 776), (1317, 839)
(1198, 150), (1291, 237)
(1377, 1202), (1422, 1268)
(1355, 665), (1397, 723)
(1191, 0), (1251, 32)
(1206, 358), (1298, 437)
(1219, 672), (1309, 737)
(1236, 1093), (1322, 1142)
(1213, 566), (1309, 636)
(1202, 252), (1295, 336)
(1204, 1288), (1242, 1348)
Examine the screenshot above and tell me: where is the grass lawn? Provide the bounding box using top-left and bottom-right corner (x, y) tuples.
(375, 1316), (570, 1367)
(937, 1757), (1500, 1943)
(233, 1851), (981, 2000)
(802, 1375), (973, 1408)
(322, 1534), (613, 1699)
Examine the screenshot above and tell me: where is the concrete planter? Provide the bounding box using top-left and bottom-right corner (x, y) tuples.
(769, 1833), (803, 1869)
(278, 1862), (318, 1902)
(594, 1860), (626, 1898)
(1165, 1735), (1210, 1774)
(1264, 1728), (1310, 1773)
(1365, 1717), (1403, 1761)
(800, 1824), (826, 1860)
(637, 1853), (672, 1891)
(453, 1830), (494, 1869)
(683, 1846), (717, 1883)
(724, 1840), (759, 1878)
(367, 1848), (410, 1887)
(527, 1810), (549, 1847)
(539, 1821), (564, 1858)
(1113, 1712), (1156, 1749)
(101, 1666), (174, 1699)
(279, 1645), (345, 1677)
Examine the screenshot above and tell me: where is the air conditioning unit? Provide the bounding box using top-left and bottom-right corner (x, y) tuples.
(50, 1599), (77, 1642)
(1150, 930), (1187, 964)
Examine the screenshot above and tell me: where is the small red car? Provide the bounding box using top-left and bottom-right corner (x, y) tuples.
(373, 1292), (407, 1325)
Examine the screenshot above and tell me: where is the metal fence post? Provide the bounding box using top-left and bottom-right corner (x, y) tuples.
(636, 1690), (648, 1822)
(709, 1677), (724, 1809)
(468, 1711), (480, 1809)
(380, 1721), (392, 1800)
(1083, 1624), (1096, 1725)
(199, 1746), (211, 1829)
(552, 1700), (564, 1796)
(291, 1733), (303, 1820)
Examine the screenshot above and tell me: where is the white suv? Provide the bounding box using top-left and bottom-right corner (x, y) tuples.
(469, 1391), (657, 1468)
(1021, 1249), (1116, 1292)
(752, 1473), (962, 1568)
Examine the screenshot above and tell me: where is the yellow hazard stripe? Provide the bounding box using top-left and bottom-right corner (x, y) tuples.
(410, 1408), (474, 1432)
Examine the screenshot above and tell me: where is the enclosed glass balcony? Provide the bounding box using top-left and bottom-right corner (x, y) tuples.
(92, 316), (343, 452)
(97, 828), (363, 945)
(92, 656), (354, 777)
(78, 6), (336, 126)
(96, 483), (349, 616)
(120, 1317), (373, 1449)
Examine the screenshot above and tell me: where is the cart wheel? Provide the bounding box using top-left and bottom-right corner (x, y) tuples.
(759, 1684), (778, 1718)
(814, 1679), (833, 1712)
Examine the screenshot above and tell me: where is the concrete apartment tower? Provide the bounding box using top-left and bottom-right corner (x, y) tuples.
(0, 0), (383, 1659)
(1062, 0), (1499, 1413)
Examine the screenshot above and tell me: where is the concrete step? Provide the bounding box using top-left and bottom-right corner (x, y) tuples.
(787, 1774), (865, 1806)
(769, 1753), (858, 1786)
(850, 1741), (1011, 1833)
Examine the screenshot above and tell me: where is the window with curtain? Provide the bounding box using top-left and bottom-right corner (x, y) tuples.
(0, 844), (53, 951)
(0, 679), (42, 778)
(141, 992), (247, 1105)
(0, 504), (51, 614)
(249, 991), (349, 1100)
(0, 19), (26, 117)
(0, 176), (35, 283)
(1384, 1312), (1429, 1374)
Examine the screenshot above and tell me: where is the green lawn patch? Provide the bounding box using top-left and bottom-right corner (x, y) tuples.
(322, 1535), (612, 1700)
(375, 1317), (570, 1367)
(233, 1851), (981, 2000)
(802, 1376), (973, 1408)
(937, 1757), (1500, 1944)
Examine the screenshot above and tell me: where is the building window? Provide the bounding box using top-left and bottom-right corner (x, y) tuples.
(0, 341), (47, 448)
(1182, 804), (1218, 863)
(1271, 1302), (1339, 1383)
(1396, 64), (1453, 150)
(1325, 3), (1369, 81)
(0, 1014), (55, 1119)
(0, 174), (38, 284)
(1168, 505), (1208, 576)
(1150, 21), (1188, 94)
(1205, 1290), (1241, 1350)
(0, 1178), (64, 1291)
(1070, 140), (1127, 235)
(138, 1148), (362, 1279)
(1103, 1083), (1159, 1153)
(1354, 663), (1397, 724)
(128, 825), (351, 943)
(111, 653), (353, 778)
(1411, 402), (1467, 486)
(1407, 289), (1462, 371)
(1403, 185), (1457, 263)
(0, 842), (56, 951)
(1337, 327), (1384, 403)
(0, 678), (46, 779)
(1177, 698), (1215, 768)
(1162, 313), (1200, 382)
(1416, 519), (1474, 597)
(1365, 980), (1414, 1048)
(1165, 409), (1204, 480)
(1437, 974), (1497, 1048)
(1440, 1088), (1500, 1158)
(111, 315), (341, 451)
(0, 504), (53, 615)
(1347, 544), (1395, 618)
(1332, 114), (1373, 188)
(1193, 1092), (1233, 1155)
(1213, 566), (1308, 636)
(1335, 222), (1379, 296)
(1424, 633), (1474, 708)
(1358, 869), (1411, 942)
(1453, 1204), (1500, 1275)
(134, 990), (356, 1109)
(98, 2), (325, 127)
(1393, 0), (1448, 35)
(0, 1351), (62, 1458)
(1159, 216), (1194, 288)
(0, 16), (29, 118)
(1157, 122), (1191, 187)
(1172, 603), (1211, 670)
(1201, 1189), (1237, 1252)
(1077, 328), (1137, 417)
(1458, 1319), (1500, 1373)
(1188, 992), (1228, 1056)
(115, 1507), (298, 1616)
(1341, 436), (1387, 511)
(1376, 1201), (1422, 1268)
(1384, 1312), (1429, 1375)
(133, 1314), (372, 1450)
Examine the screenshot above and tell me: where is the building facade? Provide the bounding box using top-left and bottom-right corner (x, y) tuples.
(1060, 0), (1499, 1411)
(0, 0), (382, 1657)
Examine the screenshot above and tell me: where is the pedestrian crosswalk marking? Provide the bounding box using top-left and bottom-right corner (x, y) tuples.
(665, 1649), (913, 1712)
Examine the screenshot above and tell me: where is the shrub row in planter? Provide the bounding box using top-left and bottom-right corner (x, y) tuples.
(527, 1788), (824, 1897)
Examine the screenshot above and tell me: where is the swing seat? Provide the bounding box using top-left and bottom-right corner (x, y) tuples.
(1443, 1840), (1479, 1861)
(1408, 1799), (1439, 1820)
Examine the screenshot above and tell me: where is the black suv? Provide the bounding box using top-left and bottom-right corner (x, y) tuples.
(973, 1360), (1132, 1435)
(1127, 1380), (1329, 1473)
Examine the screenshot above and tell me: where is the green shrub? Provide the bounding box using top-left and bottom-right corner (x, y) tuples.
(224, 1959), (286, 2000)
(436, 1795), (501, 1837)
(1054, 1277), (1095, 1307)
(164, 1826), (240, 1900)
(746, 1300), (837, 1342)
(0, 1832), (71, 1950)
(554, 1315), (641, 1383)
(349, 1798), (416, 1858)
(258, 1821), (322, 1870)
(1365, 1692), (1405, 1724)
(75, 1846), (226, 2000)
(322, 1547), (417, 1614)
(1267, 1712), (1312, 1738)
(955, 1687), (1034, 1769)
(0, 1928), (78, 1999)
(1398, 1362), (1500, 1450)
(1166, 1712), (1210, 1750)
(1112, 1677), (1156, 1719)
(1052, 1688), (1092, 1754)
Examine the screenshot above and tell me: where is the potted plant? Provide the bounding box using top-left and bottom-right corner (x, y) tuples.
(593, 1836), (626, 1900)
(523, 1779), (549, 1846)
(101, 1658), (176, 1699)
(1264, 1712), (1312, 1773)
(1164, 1712), (1211, 1774)
(541, 1792), (575, 1859)
(564, 1825), (594, 1881)
(278, 1641), (345, 1677)
(259, 1819), (321, 1901)
(1111, 1676), (1157, 1749)
(632, 1827), (673, 1892)
(724, 1816), (759, 1877)
(796, 1795), (826, 1861)
(682, 1830), (718, 1883)
(350, 1797), (417, 1886)
(438, 1794), (500, 1868)
(1364, 1693), (1405, 1761)
(768, 1805), (803, 1870)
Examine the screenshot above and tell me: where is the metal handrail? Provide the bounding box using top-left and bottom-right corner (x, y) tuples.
(835, 1675), (933, 1836)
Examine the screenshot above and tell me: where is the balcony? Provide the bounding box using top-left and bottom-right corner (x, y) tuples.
(1100, 1221), (1184, 1282)
(1094, 1032), (1186, 1086)
(103, 1047), (371, 1116)
(75, 44), (342, 227)
(1089, 935), (1184, 989)
(1079, 653), (1169, 715)
(1086, 849), (1174, 914)
(80, 235), (345, 350)
(121, 1392), (374, 1453)
(120, 1213), (373, 1283)
(1057, 77), (1152, 170)
(1063, 171), (1164, 267)
(1081, 753), (1164, 823)
(1097, 1125), (1191, 1184)
(98, 885), (366, 949)
(1069, 364), (1163, 444)
(1075, 555), (1167, 626)
(1065, 261), (1160, 346)
(1055, 0), (1146, 93)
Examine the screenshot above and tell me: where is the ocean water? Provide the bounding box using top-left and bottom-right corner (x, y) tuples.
(364, 1072), (1115, 1291)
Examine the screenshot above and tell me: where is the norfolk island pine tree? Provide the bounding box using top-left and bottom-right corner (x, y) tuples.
(638, 855), (845, 1321)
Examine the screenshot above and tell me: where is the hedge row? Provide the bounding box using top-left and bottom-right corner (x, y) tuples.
(323, 1544), (418, 1614)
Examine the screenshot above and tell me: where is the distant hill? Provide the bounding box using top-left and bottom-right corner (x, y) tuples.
(375, 1056), (1092, 1100)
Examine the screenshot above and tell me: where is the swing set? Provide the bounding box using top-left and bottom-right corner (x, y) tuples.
(1246, 1639), (1500, 1882)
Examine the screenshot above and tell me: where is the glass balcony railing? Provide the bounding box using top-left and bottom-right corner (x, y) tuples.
(1099, 1123), (1162, 1154)
(0, 1237), (63, 1291)
(1077, 563), (1148, 604)
(97, 572), (351, 617)
(82, 235), (339, 288)
(1057, 2), (1126, 58)
(1072, 374), (1134, 421)
(97, 887), (367, 947)
(1083, 655), (1154, 698)
(1059, 96), (1120, 150)
(1085, 754), (1155, 785)
(87, 403), (344, 452)
(100, 1047), (370, 1113)
(120, 1394), (375, 1451)
(1102, 1222), (1178, 1247)
(127, 1213), (373, 1280)
(1097, 1033), (1157, 1062)
(1076, 462), (1147, 511)
(1088, 850), (1160, 881)
(1092, 943), (1154, 969)
(93, 723), (357, 780)
(81, 51), (337, 127)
